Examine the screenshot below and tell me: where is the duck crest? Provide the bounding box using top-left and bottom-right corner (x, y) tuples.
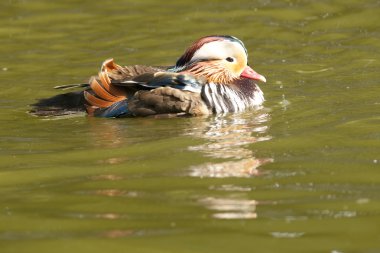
(175, 35), (244, 68)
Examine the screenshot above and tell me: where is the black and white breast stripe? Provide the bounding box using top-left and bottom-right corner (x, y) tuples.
(201, 82), (264, 113)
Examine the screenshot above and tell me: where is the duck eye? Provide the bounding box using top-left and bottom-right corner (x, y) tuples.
(226, 57), (234, 62)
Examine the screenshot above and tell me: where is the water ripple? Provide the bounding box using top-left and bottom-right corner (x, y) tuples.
(185, 111), (273, 178)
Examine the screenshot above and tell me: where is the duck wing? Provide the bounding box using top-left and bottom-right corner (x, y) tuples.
(92, 87), (209, 118)
(31, 59), (165, 116)
(85, 60), (208, 117)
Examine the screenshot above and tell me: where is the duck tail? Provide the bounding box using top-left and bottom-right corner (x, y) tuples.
(30, 90), (87, 116)
(30, 59), (129, 117)
(54, 83), (90, 90)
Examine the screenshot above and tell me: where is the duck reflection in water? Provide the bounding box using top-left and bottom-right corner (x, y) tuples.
(184, 110), (273, 219)
(85, 109), (273, 220)
(185, 109), (273, 178)
(85, 108), (273, 174)
(199, 196), (258, 219)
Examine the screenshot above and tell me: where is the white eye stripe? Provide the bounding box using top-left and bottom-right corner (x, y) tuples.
(190, 40), (247, 63)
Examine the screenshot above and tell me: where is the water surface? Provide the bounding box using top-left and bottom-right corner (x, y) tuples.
(1, 0), (379, 252)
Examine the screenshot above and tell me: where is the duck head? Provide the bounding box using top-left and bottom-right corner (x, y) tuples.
(175, 35), (266, 84)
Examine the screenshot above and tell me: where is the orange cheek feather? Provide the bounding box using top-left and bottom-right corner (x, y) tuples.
(233, 61), (245, 76)
(232, 54), (247, 76)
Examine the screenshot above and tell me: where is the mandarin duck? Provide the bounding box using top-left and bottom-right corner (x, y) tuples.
(32, 35), (266, 117)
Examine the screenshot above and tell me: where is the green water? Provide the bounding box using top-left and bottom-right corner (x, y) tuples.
(1, 0), (380, 252)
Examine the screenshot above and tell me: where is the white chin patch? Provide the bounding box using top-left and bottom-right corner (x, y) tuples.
(190, 40), (247, 63)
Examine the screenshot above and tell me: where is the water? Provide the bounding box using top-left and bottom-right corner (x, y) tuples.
(1, 0), (380, 252)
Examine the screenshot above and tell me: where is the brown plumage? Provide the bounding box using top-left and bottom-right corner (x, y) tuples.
(129, 87), (209, 117)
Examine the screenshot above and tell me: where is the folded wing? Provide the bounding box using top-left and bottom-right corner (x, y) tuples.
(85, 59), (208, 117)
